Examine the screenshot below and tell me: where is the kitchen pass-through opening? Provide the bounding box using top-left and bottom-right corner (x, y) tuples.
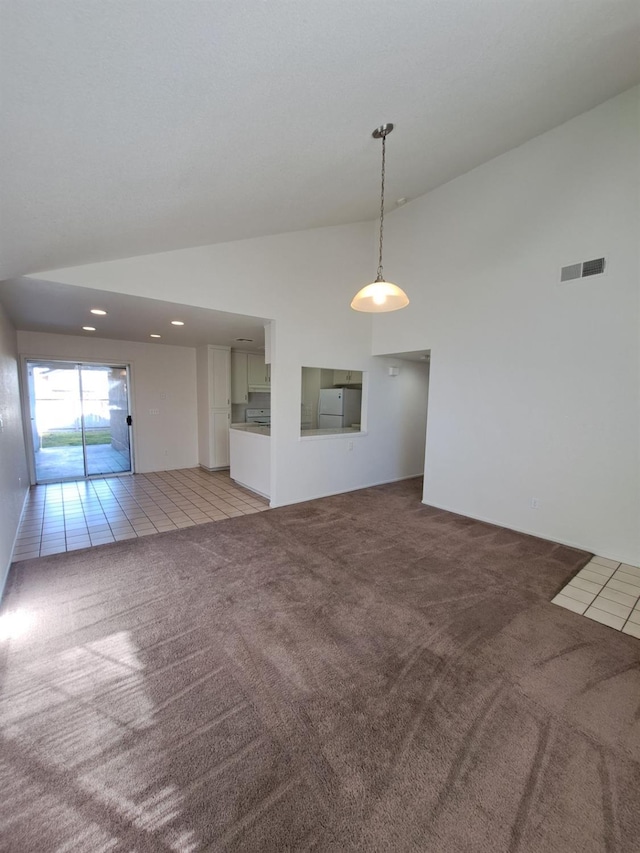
(25, 359), (134, 483)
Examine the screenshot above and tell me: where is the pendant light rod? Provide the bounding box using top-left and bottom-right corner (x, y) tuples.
(350, 122), (409, 312)
(372, 123), (393, 282)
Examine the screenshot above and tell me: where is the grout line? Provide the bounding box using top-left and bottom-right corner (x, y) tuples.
(555, 557), (640, 636)
(618, 590), (640, 632)
(16, 467), (268, 560)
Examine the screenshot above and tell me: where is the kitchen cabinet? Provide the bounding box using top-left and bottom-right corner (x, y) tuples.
(333, 369), (362, 386)
(196, 345), (231, 469)
(232, 350), (270, 398)
(210, 410), (230, 468)
(209, 346), (231, 407)
(248, 353), (270, 391)
(231, 352), (249, 404)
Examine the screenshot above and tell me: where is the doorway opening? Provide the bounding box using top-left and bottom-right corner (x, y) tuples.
(26, 360), (133, 483)
(373, 349), (430, 497)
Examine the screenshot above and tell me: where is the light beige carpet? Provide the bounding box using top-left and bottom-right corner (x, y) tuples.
(1, 478), (638, 851)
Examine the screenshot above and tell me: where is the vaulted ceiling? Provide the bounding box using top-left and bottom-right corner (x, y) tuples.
(1, 0), (639, 281)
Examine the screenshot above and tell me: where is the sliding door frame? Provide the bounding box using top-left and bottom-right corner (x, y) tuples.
(20, 355), (137, 486)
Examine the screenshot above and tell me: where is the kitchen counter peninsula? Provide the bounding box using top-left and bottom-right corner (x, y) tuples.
(229, 423), (270, 498)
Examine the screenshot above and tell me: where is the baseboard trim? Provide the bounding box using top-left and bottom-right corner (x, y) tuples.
(270, 473), (422, 508)
(1, 487), (31, 602)
(231, 478), (270, 501)
(421, 498), (603, 560)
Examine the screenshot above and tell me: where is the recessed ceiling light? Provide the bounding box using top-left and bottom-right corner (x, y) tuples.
(150, 334), (161, 338)
(171, 320), (184, 326)
(235, 337), (253, 342)
(90, 308), (107, 315)
(82, 326), (96, 331)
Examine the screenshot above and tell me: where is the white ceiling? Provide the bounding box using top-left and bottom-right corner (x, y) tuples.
(1, 0), (639, 282)
(0, 277), (269, 350)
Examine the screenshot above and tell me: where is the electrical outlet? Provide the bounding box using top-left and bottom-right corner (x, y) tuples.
(530, 498), (540, 510)
(149, 408), (159, 415)
(348, 441), (354, 451)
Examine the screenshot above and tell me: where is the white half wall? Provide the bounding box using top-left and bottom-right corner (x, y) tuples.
(0, 303), (29, 591)
(16, 331), (199, 474)
(373, 87), (640, 564)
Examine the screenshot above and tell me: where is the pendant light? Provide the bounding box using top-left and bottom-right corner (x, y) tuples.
(351, 123), (409, 312)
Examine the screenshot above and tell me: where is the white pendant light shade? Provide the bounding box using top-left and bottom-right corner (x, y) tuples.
(350, 279), (409, 312)
(351, 123), (409, 313)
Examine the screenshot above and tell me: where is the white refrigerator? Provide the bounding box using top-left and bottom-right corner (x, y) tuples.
(318, 388), (362, 429)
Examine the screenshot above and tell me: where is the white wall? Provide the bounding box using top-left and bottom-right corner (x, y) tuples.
(16, 331), (199, 474)
(30, 88), (639, 561)
(390, 359), (429, 477)
(34, 223), (424, 505)
(373, 87), (640, 564)
(0, 303), (29, 591)
(291, 355), (428, 502)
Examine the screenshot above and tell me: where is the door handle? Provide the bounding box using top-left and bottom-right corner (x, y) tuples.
(126, 415), (133, 426)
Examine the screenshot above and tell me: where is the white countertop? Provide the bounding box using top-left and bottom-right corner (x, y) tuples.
(300, 427), (361, 437)
(230, 423), (270, 436)
(230, 424), (362, 438)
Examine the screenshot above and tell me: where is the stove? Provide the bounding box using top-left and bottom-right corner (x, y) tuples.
(245, 408), (271, 426)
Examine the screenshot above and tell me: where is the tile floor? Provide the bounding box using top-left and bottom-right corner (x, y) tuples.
(12, 468), (269, 562)
(552, 555), (640, 638)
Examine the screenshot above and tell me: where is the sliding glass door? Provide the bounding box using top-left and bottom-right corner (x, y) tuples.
(27, 360), (133, 483)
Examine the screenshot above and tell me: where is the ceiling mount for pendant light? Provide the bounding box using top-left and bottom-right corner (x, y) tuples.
(351, 123), (409, 313)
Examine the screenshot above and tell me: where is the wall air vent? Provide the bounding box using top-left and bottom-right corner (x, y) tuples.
(560, 257), (606, 282)
(581, 257), (606, 277)
(560, 263), (581, 282)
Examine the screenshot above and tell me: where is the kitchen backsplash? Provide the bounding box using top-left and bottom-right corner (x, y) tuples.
(232, 391), (271, 424)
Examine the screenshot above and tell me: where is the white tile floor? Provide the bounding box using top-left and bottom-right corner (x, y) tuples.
(552, 555), (640, 638)
(12, 468), (269, 562)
